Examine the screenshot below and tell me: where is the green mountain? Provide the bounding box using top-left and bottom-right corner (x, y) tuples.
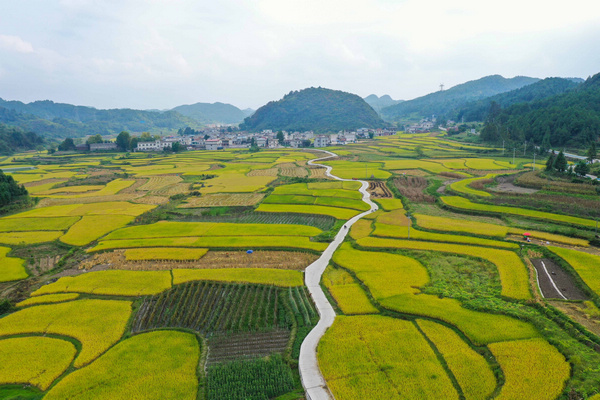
(364, 94), (403, 114)
(381, 75), (539, 121)
(480, 73), (600, 147)
(455, 77), (582, 122)
(0, 123), (45, 155)
(171, 102), (247, 124)
(240, 87), (385, 132)
(0, 98), (200, 139)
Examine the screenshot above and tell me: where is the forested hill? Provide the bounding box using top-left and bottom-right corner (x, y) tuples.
(171, 102), (247, 124)
(240, 87), (386, 132)
(481, 72), (600, 147)
(381, 75), (539, 121)
(0, 99), (200, 139)
(455, 77), (582, 122)
(0, 124), (44, 155)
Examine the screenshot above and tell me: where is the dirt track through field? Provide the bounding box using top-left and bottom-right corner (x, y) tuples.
(299, 150), (378, 400)
(531, 258), (587, 300)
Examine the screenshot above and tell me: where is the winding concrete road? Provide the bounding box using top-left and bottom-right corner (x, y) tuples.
(299, 150), (379, 400)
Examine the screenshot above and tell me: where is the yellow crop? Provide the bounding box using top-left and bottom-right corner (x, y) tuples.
(16, 293), (80, 307)
(415, 213), (509, 237)
(60, 215), (135, 246)
(172, 268), (303, 287)
(441, 196), (597, 228)
(256, 203), (360, 219)
(0, 337), (77, 390)
(489, 338), (570, 400)
(349, 219), (373, 240)
(89, 235), (328, 252)
(548, 247), (600, 296)
(6, 201), (155, 218)
(0, 246), (28, 282)
(0, 230), (63, 245)
(418, 320), (496, 400)
(507, 228), (588, 246)
(125, 247), (209, 261)
(449, 174), (498, 197)
(322, 266), (378, 314)
(372, 223), (518, 249)
(44, 330), (199, 400)
(356, 237), (530, 300)
(464, 159), (516, 170)
(0, 216), (80, 232)
(33, 270), (172, 296)
(318, 315), (459, 400)
(0, 299), (131, 367)
(374, 198), (404, 210)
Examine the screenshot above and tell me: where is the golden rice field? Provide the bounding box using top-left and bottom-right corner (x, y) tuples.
(322, 266), (378, 314)
(44, 330), (199, 400)
(0, 299), (131, 367)
(172, 267), (304, 286)
(0, 337), (77, 390)
(16, 293), (80, 307)
(415, 213), (509, 237)
(59, 214), (135, 246)
(0, 246), (28, 282)
(124, 247), (209, 261)
(0, 230), (63, 245)
(318, 315), (459, 400)
(417, 320), (496, 400)
(488, 338), (570, 400)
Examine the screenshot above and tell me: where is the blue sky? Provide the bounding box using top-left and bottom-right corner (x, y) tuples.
(1, 0), (599, 110)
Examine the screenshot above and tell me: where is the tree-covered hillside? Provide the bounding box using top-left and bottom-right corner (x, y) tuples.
(455, 77), (582, 122)
(0, 99), (200, 139)
(364, 94), (403, 114)
(381, 75), (539, 121)
(0, 170), (29, 209)
(0, 124), (45, 155)
(481, 73), (600, 147)
(240, 87), (385, 132)
(172, 102), (247, 124)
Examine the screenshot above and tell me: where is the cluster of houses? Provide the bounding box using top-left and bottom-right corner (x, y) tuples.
(405, 119), (435, 134)
(75, 127), (399, 153)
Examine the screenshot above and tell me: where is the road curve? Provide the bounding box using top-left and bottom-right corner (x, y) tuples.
(299, 150), (379, 400)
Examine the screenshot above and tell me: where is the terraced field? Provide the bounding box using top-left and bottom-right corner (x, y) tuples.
(1, 139), (599, 400)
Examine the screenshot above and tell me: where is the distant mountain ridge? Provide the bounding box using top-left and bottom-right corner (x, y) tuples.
(381, 75), (540, 121)
(364, 94), (403, 114)
(455, 77), (583, 122)
(171, 102), (247, 124)
(240, 87), (386, 132)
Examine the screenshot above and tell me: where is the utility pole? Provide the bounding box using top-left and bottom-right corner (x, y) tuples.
(502, 140), (505, 156)
(523, 141), (527, 156)
(513, 148), (516, 165)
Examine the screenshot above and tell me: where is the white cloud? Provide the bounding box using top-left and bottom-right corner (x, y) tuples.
(0, 35), (34, 53)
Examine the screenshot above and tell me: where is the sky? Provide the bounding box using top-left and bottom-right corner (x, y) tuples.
(1, 0), (600, 110)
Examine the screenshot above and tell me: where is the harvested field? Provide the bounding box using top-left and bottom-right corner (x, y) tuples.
(392, 176), (435, 203)
(279, 163), (308, 177)
(391, 169), (430, 177)
(138, 175), (183, 191)
(87, 250), (318, 270)
(179, 193), (265, 208)
(207, 330), (291, 364)
(36, 193), (143, 207)
(308, 166), (330, 179)
(368, 181), (392, 198)
(247, 167), (279, 177)
(132, 195), (170, 205)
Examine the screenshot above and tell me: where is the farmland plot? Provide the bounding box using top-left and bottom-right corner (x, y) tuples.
(0, 246), (28, 282)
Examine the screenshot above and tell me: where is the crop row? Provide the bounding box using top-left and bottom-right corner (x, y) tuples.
(206, 354), (294, 400)
(132, 281), (294, 335)
(182, 211), (336, 231)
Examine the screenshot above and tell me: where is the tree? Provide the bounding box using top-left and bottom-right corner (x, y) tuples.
(129, 136), (139, 150)
(171, 142), (183, 152)
(116, 131), (131, 152)
(553, 151), (567, 172)
(86, 134), (103, 144)
(140, 132), (154, 142)
(545, 151), (556, 171)
(277, 131), (284, 145)
(249, 137), (259, 153)
(58, 138), (76, 151)
(574, 161), (590, 177)
(588, 141), (597, 163)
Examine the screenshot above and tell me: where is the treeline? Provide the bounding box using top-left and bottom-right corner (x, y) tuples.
(0, 171), (28, 208)
(481, 73), (600, 148)
(0, 124), (45, 155)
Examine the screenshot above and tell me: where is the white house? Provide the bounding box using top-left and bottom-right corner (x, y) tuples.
(205, 139), (223, 151)
(314, 135), (330, 148)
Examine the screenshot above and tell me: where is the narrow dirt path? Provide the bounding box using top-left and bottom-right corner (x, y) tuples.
(299, 150), (379, 400)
